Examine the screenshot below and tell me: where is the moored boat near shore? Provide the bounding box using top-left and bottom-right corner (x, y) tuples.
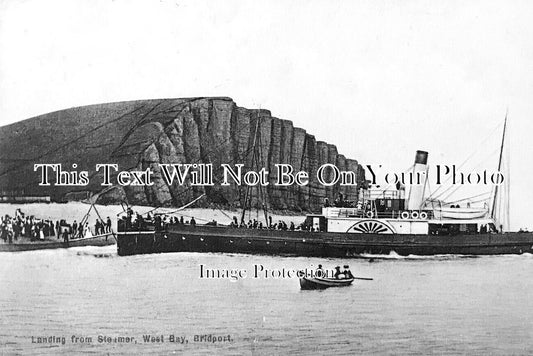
(0, 204), (116, 252)
(0, 233), (115, 252)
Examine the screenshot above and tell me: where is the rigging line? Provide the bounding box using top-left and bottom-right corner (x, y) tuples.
(492, 111), (508, 220)
(430, 141), (496, 200)
(430, 142), (502, 202)
(10, 133), (269, 215)
(149, 194), (206, 215)
(195, 107), (261, 165)
(429, 120), (503, 198)
(0, 105), (148, 177)
(421, 165), (430, 208)
(248, 125), (263, 221)
(5, 136), (167, 197)
(14, 127), (256, 200)
(432, 145), (500, 202)
(428, 120), (503, 199)
(438, 182), (486, 206)
(253, 110), (270, 224)
(379, 163), (415, 194)
(444, 191), (492, 205)
(438, 144), (500, 202)
(112, 100), (215, 174)
(147, 153), (255, 213)
(425, 170), (433, 210)
(148, 97), (208, 118)
(111, 100), (165, 157)
(111, 97), (211, 158)
(241, 113), (261, 224)
(139, 143), (259, 215)
(18, 98), (266, 210)
(99, 98), (253, 199)
(489, 145), (510, 223)
(216, 208), (233, 221)
(86, 116), (257, 205)
(468, 197), (493, 205)
(506, 141), (511, 229)
(256, 115), (269, 224)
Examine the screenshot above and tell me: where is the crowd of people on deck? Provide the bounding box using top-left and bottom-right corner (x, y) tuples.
(228, 216), (298, 231)
(323, 193), (356, 208)
(121, 207), (198, 231)
(0, 209), (112, 244)
(121, 207), (304, 233)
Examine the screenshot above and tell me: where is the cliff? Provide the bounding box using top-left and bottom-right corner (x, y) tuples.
(0, 97), (364, 212)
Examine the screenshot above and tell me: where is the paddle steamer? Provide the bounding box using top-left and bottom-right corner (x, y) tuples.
(116, 116), (533, 257)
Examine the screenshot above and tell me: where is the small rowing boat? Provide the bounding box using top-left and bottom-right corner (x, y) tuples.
(299, 276), (354, 290)
(0, 232), (115, 252)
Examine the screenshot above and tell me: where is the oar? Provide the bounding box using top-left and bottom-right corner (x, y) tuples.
(353, 277), (373, 280)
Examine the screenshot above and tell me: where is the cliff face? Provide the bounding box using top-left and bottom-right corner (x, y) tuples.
(0, 97), (364, 212)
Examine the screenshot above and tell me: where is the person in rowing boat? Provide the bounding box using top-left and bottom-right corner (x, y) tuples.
(315, 264), (324, 278)
(343, 265), (354, 279)
(62, 228), (69, 243)
(334, 266), (342, 279)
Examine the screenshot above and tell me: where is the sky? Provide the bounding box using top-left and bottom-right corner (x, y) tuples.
(1, 0), (532, 229)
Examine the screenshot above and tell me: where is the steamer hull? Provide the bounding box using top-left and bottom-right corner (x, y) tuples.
(116, 225), (533, 257)
(116, 140), (526, 257)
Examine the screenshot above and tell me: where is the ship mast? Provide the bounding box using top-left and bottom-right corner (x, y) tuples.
(490, 112), (508, 226)
(240, 110), (270, 226)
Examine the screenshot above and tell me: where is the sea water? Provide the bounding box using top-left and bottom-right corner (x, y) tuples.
(0, 246), (532, 355)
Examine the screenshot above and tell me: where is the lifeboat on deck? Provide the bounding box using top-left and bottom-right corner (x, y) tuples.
(432, 207), (488, 220)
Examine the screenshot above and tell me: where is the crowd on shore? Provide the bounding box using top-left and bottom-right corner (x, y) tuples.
(0, 209), (112, 244)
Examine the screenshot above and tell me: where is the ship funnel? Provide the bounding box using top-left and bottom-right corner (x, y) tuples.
(407, 150), (428, 210)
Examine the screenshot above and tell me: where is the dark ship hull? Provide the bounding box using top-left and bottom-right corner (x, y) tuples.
(116, 225), (533, 257)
